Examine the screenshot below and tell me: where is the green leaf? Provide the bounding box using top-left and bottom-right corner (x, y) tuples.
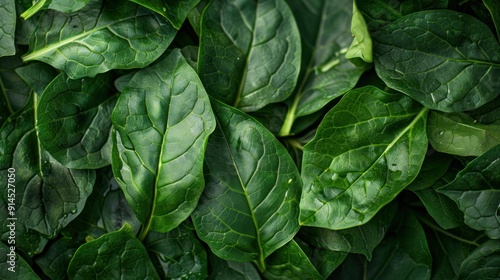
(0, 0), (16, 57)
(198, 0), (301, 112)
(427, 111), (500, 157)
(263, 240), (323, 280)
(15, 62), (59, 96)
(407, 151), (453, 191)
(297, 238), (347, 279)
(0, 242), (40, 279)
(22, 0), (177, 79)
(35, 237), (79, 279)
(67, 224), (160, 279)
(300, 202), (396, 260)
(112, 49), (216, 236)
(0, 95), (95, 255)
(20, 0), (91, 20)
(37, 73), (116, 169)
(439, 144), (500, 239)
(483, 0), (500, 39)
(280, 0), (369, 135)
(0, 54), (31, 117)
(459, 239), (500, 279)
(300, 86), (428, 229)
(208, 252), (261, 280)
(129, 0), (200, 29)
(101, 189), (141, 234)
(373, 10), (500, 112)
(191, 99), (302, 270)
(145, 224), (207, 279)
(345, 0), (373, 63)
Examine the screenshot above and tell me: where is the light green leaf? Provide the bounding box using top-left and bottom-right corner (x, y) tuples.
(67, 224), (160, 279)
(0, 0), (16, 57)
(373, 10), (500, 112)
(20, 0), (91, 20)
(37, 73), (116, 169)
(198, 0), (301, 112)
(439, 144), (500, 239)
(145, 224), (207, 279)
(263, 240), (323, 280)
(22, 0), (177, 79)
(129, 0), (200, 29)
(0, 242), (40, 279)
(112, 49), (216, 236)
(300, 86), (428, 229)
(191, 99), (301, 270)
(459, 239), (500, 279)
(427, 111), (500, 157)
(345, 0), (373, 63)
(483, 0), (500, 39)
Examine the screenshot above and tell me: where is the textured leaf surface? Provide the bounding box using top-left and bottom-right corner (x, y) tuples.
(130, 0), (200, 29)
(34, 238), (79, 279)
(459, 239), (500, 279)
(208, 252), (261, 280)
(37, 73), (116, 169)
(439, 144), (500, 239)
(67, 224), (159, 279)
(192, 100), (301, 269)
(0, 242), (39, 279)
(483, 0), (500, 39)
(373, 10), (500, 112)
(345, 0), (372, 63)
(21, 0), (91, 19)
(112, 49), (215, 234)
(0, 0), (16, 56)
(22, 0), (177, 79)
(427, 111), (500, 157)
(15, 62), (59, 96)
(0, 54), (31, 117)
(198, 0), (301, 111)
(300, 86), (428, 229)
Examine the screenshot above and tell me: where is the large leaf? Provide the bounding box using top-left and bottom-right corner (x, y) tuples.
(37, 73), (116, 169)
(0, 242), (39, 279)
(300, 86), (428, 229)
(22, 0), (177, 79)
(373, 10), (500, 112)
(459, 239), (500, 279)
(129, 0), (200, 29)
(280, 0), (368, 135)
(483, 0), (500, 39)
(67, 224), (159, 279)
(439, 144), (500, 239)
(191, 99), (302, 270)
(20, 0), (91, 19)
(112, 49), (216, 236)
(0, 0), (16, 57)
(0, 96), (95, 255)
(198, 0), (301, 112)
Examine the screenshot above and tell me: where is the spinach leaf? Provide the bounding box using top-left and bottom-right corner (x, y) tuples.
(112, 49), (215, 237)
(345, 0), (373, 63)
(35, 237), (79, 279)
(192, 99), (301, 270)
(208, 252), (261, 280)
(20, 0), (91, 19)
(301, 86), (428, 229)
(373, 10), (500, 112)
(0, 0), (16, 57)
(22, 0), (177, 79)
(459, 239), (500, 279)
(0, 242), (39, 279)
(130, 0), (200, 29)
(439, 144), (500, 239)
(483, 0), (500, 39)
(198, 0), (301, 112)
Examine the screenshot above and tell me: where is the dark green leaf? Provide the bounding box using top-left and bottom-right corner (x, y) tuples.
(112, 49), (216, 235)
(263, 240), (323, 280)
(15, 62), (59, 96)
(191, 99), (301, 269)
(208, 252), (261, 280)
(22, 0), (177, 79)
(439, 144), (500, 239)
(37, 73), (116, 169)
(35, 237), (79, 280)
(129, 0), (200, 29)
(295, 237), (348, 278)
(0, 0), (16, 57)
(407, 151), (453, 191)
(300, 87), (428, 229)
(20, 0), (91, 20)
(187, 0), (207, 35)
(373, 10), (500, 112)
(483, 0), (500, 39)
(459, 239), (500, 279)
(67, 224), (160, 279)
(0, 242), (40, 279)
(145, 224), (207, 279)
(198, 0), (301, 112)
(427, 111), (500, 157)
(101, 189), (141, 234)
(0, 54), (31, 117)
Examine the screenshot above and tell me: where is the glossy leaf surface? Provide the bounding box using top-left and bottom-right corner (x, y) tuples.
(130, 0), (200, 29)
(112, 49), (216, 234)
(459, 239), (500, 279)
(22, 0), (177, 79)
(192, 100), (301, 269)
(37, 73), (116, 169)
(439, 144), (500, 239)
(373, 10), (500, 112)
(300, 87), (428, 229)
(345, 0), (372, 63)
(198, 0), (301, 111)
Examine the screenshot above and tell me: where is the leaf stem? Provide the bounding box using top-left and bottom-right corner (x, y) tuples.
(417, 215), (480, 247)
(20, 0), (47, 20)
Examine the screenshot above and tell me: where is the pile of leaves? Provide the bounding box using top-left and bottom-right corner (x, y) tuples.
(1, 0), (500, 279)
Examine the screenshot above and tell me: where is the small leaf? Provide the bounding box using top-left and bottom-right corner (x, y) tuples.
(459, 239), (500, 279)
(112, 49), (216, 235)
(373, 10), (500, 112)
(191, 99), (301, 269)
(439, 144), (500, 239)
(300, 86), (428, 229)
(407, 151), (453, 191)
(129, 0), (200, 29)
(0, 0), (16, 57)
(67, 224), (160, 279)
(22, 0), (177, 79)
(427, 111), (500, 157)
(21, 0), (91, 20)
(345, 0), (373, 63)
(198, 0), (301, 112)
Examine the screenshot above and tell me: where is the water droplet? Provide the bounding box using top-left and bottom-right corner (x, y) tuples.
(70, 209), (77, 214)
(287, 179), (293, 184)
(439, 131), (444, 135)
(162, 7), (166, 12)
